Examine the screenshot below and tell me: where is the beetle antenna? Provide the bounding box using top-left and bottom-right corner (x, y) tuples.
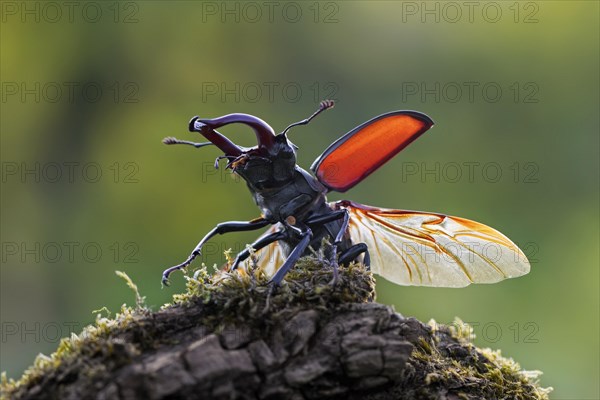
(163, 137), (214, 148)
(281, 99), (335, 136)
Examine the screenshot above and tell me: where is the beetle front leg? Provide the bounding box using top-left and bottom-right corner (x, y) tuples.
(162, 218), (269, 286)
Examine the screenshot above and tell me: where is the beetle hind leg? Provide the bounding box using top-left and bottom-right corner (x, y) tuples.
(338, 243), (371, 271)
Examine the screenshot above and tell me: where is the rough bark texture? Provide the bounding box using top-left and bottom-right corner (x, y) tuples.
(110, 304), (425, 400)
(2, 260), (549, 400)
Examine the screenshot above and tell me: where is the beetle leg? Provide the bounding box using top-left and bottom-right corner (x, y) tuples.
(162, 218), (269, 286)
(229, 230), (286, 271)
(330, 210), (350, 284)
(304, 209), (346, 226)
(305, 209), (349, 284)
(269, 224), (313, 285)
(338, 243), (370, 270)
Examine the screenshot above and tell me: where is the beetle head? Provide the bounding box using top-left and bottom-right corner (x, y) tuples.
(184, 113), (297, 187)
(269, 132), (298, 161)
(229, 132), (298, 188)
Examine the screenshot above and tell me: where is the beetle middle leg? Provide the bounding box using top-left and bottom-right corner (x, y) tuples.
(269, 224), (313, 285)
(162, 217), (269, 286)
(305, 209), (349, 284)
(229, 230), (286, 271)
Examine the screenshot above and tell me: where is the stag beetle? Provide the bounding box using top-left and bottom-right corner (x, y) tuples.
(162, 101), (530, 288)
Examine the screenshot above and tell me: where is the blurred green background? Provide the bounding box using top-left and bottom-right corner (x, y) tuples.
(1, 1), (598, 398)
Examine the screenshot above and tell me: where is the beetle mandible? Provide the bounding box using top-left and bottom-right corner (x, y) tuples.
(161, 101), (530, 288)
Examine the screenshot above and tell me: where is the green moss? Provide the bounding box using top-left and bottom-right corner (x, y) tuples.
(164, 257), (376, 332)
(412, 318), (553, 400)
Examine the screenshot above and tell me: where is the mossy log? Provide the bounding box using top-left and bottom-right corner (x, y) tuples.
(1, 259), (550, 400)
